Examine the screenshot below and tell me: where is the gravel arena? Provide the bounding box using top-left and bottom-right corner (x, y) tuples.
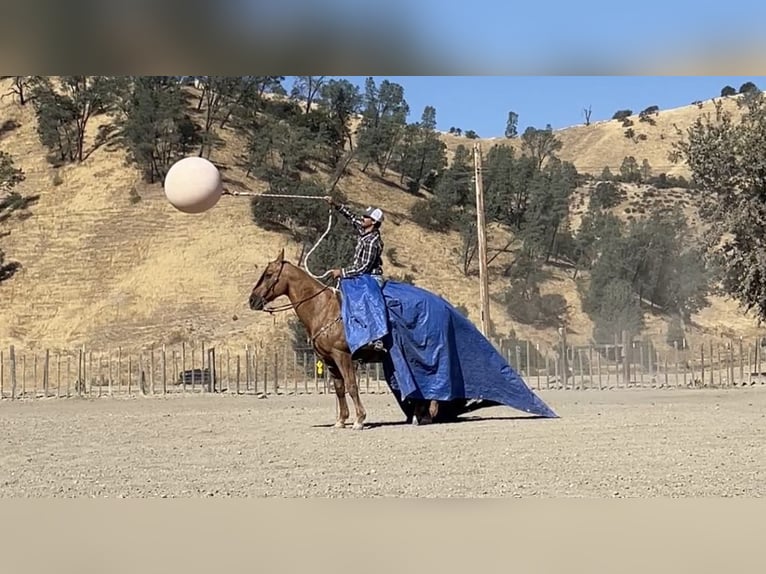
(1, 385), (764, 498)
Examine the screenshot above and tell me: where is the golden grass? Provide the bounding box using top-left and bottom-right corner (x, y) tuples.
(0, 78), (762, 357)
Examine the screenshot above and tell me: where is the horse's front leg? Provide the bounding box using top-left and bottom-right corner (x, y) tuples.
(326, 361), (349, 428)
(334, 352), (367, 430)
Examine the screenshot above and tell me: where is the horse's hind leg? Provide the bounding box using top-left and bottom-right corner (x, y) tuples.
(326, 360), (349, 428)
(333, 351), (367, 430)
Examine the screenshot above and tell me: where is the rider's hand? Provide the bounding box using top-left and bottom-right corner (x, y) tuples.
(330, 268), (342, 279)
(323, 195), (335, 206)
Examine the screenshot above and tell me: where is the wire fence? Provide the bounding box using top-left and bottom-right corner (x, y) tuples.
(2, 335), (766, 401)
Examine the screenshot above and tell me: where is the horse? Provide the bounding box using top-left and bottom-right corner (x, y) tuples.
(248, 248), (500, 429)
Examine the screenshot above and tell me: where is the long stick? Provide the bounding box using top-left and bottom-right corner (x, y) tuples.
(473, 143), (490, 336)
(223, 191), (328, 199)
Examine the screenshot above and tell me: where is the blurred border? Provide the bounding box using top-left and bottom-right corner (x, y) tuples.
(0, 499), (763, 573)
(2, 3), (763, 573)
(2, 0), (766, 74)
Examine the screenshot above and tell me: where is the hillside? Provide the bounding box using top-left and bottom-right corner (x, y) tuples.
(1, 78), (763, 357)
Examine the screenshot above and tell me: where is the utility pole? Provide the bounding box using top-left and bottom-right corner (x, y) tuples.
(473, 142), (491, 337)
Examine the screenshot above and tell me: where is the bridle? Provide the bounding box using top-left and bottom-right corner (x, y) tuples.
(255, 261), (335, 315)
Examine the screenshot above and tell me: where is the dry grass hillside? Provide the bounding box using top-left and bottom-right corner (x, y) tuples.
(1, 79), (763, 357)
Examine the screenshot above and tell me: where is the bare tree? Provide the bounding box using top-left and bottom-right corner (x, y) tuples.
(583, 105), (592, 126)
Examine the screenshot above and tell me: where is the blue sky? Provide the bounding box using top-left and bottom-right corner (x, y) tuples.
(297, 76), (764, 139)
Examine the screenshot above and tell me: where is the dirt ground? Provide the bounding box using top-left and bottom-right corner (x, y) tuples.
(0, 387), (764, 498)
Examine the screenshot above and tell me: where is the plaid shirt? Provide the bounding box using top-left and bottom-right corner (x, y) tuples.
(335, 203), (384, 278)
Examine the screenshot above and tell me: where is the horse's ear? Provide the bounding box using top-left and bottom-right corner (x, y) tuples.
(276, 247), (285, 263)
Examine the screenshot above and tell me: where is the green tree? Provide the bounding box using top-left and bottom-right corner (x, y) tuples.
(320, 78), (362, 151)
(483, 145), (537, 229)
(720, 85), (737, 97)
(591, 279), (643, 343)
(640, 159), (652, 181)
(29, 76), (116, 164)
(410, 144), (472, 234)
(520, 124), (563, 169)
(394, 105), (447, 192)
(290, 76), (326, 114)
(355, 78), (409, 176)
(739, 81), (759, 94)
(0, 151), (28, 283)
(582, 205), (708, 336)
(571, 210), (623, 279)
(112, 76), (201, 183)
(671, 95), (766, 319)
(591, 181), (622, 210)
(195, 76), (253, 158)
(521, 158), (578, 261)
(619, 156), (641, 182)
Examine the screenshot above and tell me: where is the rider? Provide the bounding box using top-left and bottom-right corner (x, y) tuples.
(323, 195), (386, 352)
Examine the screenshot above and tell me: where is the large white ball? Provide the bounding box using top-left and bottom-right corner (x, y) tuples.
(163, 156), (223, 214)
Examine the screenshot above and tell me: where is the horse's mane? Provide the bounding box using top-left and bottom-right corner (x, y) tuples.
(284, 260), (340, 300)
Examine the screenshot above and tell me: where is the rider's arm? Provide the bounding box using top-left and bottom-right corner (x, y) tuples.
(334, 203), (365, 233)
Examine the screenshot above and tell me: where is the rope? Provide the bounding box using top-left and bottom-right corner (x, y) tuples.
(302, 208), (336, 285)
(222, 189), (339, 289)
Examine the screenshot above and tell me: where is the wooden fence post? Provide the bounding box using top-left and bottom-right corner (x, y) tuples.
(162, 345), (167, 395)
(43, 349), (50, 398)
(9, 345), (16, 400)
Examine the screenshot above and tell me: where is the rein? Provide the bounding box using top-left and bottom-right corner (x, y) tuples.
(259, 260), (336, 315)
(263, 282), (333, 314)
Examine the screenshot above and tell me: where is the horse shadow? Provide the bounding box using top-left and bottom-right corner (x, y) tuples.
(311, 414), (551, 430)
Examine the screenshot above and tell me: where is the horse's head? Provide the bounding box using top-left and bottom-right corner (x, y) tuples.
(249, 248), (289, 311)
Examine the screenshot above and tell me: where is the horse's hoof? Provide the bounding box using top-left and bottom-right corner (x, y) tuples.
(351, 422), (365, 431)
(333, 421), (346, 429)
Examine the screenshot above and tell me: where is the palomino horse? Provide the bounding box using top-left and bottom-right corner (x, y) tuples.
(248, 249), (498, 429)
(248, 248), (376, 430)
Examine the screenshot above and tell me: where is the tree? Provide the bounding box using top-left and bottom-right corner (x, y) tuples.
(582, 204), (708, 328)
(394, 105), (447, 192)
(520, 124), (563, 169)
(739, 81), (759, 95)
(29, 76), (117, 163)
(290, 76), (326, 114)
(505, 111), (518, 138)
(640, 159), (652, 181)
(355, 78), (409, 176)
(195, 76), (248, 158)
(0, 151), (27, 283)
(672, 94), (766, 320)
(112, 76), (201, 183)
(720, 85), (737, 97)
(483, 145), (537, 230)
(591, 181), (621, 210)
(521, 158), (578, 261)
(591, 279), (643, 343)
(619, 156), (641, 182)
(1, 76), (33, 105)
(320, 78), (362, 151)
(600, 166), (614, 181)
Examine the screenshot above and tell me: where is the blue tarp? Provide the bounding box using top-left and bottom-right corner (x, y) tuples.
(338, 275), (558, 419)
